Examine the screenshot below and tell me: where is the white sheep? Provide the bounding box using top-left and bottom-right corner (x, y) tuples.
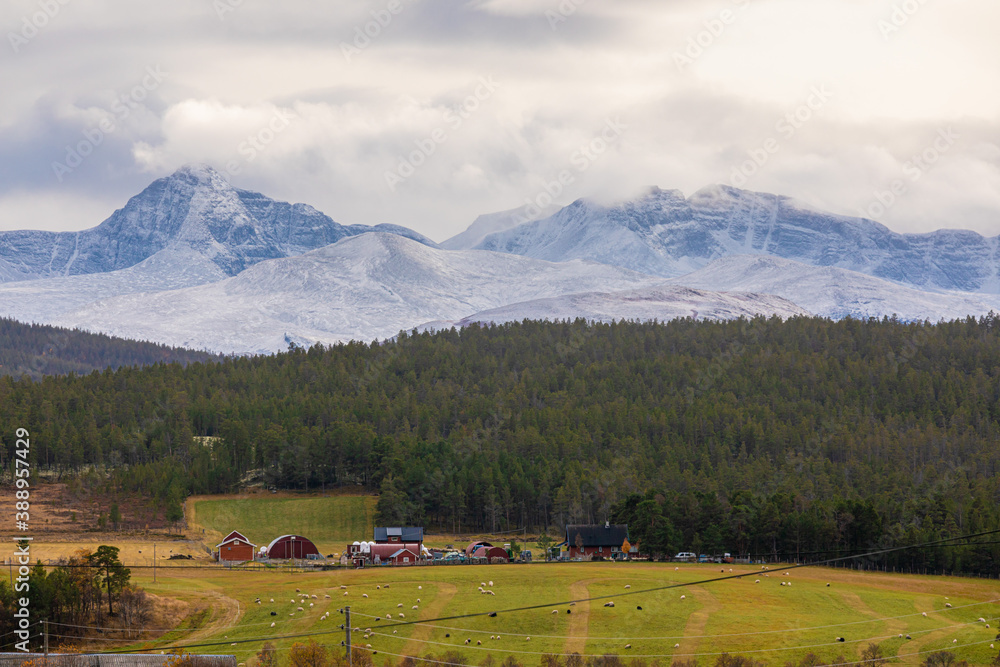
(755, 579), (760, 584)
(412, 605), (419, 610)
(477, 641), (482, 646)
(680, 595), (686, 600)
(625, 585), (631, 590)
(363, 594), (369, 598)
(953, 639), (958, 643)
(946, 603), (952, 608)
(297, 606), (304, 611)
(386, 614), (392, 620)
(674, 644), (680, 649)
(270, 622), (276, 627)
(489, 581), (494, 587)
(418, 586), (422, 590)
(417, 599), (421, 603)
(922, 612), (928, 617)
(377, 585), (381, 590)
(525, 637), (531, 641)
(625, 644), (631, 649)
(309, 603), (314, 607)
(465, 639), (471, 645)
(270, 598), (274, 602)
(398, 603), (404, 608)
(344, 592), (349, 596)
(552, 610), (558, 614)
(398, 613), (405, 618)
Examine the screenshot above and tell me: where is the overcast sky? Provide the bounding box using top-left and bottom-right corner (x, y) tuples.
(1, 0), (999, 242)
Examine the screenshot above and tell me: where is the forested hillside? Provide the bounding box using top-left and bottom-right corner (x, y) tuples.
(0, 317), (220, 379)
(1, 317), (999, 574)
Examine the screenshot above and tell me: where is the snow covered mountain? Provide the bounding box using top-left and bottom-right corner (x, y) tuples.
(474, 185), (1000, 293)
(0, 164), (434, 283)
(427, 284), (808, 330)
(667, 255), (1000, 321)
(441, 203), (559, 251)
(48, 234), (810, 354)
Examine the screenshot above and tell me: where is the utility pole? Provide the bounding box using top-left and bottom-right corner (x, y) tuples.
(345, 606), (352, 665)
(153, 544), (156, 583)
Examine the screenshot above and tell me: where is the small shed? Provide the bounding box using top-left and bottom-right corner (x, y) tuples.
(266, 534), (320, 560)
(473, 546), (509, 563)
(367, 543), (422, 564)
(216, 531), (257, 563)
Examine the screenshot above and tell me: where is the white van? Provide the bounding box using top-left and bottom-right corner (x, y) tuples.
(674, 552), (696, 561)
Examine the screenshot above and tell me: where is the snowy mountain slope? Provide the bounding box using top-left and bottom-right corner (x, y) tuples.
(0, 164), (435, 283)
(54, 233), (671, 354)
(474, 185), (1000, 293)
(440, 203), (559, 251)
(424, 284), (809, 330)
(666, 255), (1000, 321)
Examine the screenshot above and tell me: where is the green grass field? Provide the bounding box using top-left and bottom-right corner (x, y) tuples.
(126, 562), (1000, 667)
(190, 494), (376, 555)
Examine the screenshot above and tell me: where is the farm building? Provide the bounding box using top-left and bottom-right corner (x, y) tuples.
(565, 523), (630, 559)
(472, 546), (509, 563)
(374, 527), (424, 546)
(466, 540), (493, 557)
(348, 541), (424, 566)
(266, 534), (320, 560)
(216, 530), (256, 563)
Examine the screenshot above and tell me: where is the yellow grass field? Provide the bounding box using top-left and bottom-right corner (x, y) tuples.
(85, 561), (1000, 667)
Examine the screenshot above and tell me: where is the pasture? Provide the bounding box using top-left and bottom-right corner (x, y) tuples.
(118, 561), (1000, 667)
(187, 494), (377, 555)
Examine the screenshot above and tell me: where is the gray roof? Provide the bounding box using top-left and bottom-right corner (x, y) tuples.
(374, 526), (424, 542)
(566, 524), (629, 548)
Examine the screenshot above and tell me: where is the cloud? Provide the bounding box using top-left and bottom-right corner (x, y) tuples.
(0, 0), (998, 242)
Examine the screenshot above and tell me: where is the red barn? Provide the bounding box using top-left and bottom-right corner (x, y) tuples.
(565, 524), (629, 559)
(266, 534), (320, 560)
(473, 546), (509, 563)
(216, 531), (256, 563)
(368, 543), (422, 565)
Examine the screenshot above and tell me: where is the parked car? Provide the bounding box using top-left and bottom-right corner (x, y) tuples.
(674, 552), (697, 561)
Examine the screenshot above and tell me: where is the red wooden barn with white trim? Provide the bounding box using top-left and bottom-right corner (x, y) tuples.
(216, 531), (256, 563)
(266, 534), (320, 559)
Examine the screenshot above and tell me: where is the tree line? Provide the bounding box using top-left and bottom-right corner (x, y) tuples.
(2, 316), (1000, 574)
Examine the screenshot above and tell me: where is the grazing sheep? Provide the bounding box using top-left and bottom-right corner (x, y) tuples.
(636, 606), (643, 611)
(567, 610), (572, 614)
(922, 612), (928, 617)
(270, 598), (275, 602)
(481, 582), (487, 587)
(289, 613), (295, 617)
(755, 580), (760, 584)
(270, 622), (276, 627)
(344, 592), (349, 596)
(488, 591), (495, 596)
(721, 569), (725, 573)
(377, 585), (381, 590)
(341, 585), (347, 589)
(417, 599), (421, 603)
(680, 595), (686, 600)
(445, 634), (450, 638)
(780, 582), (786, 587)
(826, 584), (830, 587)
(309, 603), (314, 607)
(787, 583), (792, 587)
(946, 603), (952, 608)
(765, 574), (770, 578)
(675, 567), (679, 571)
(625, 644), (631, 649)
(980, 618), (987, 623)
(363, 594), (369, 599)
(312, 595), (318, 599)
(270, 611), (277, 616)
(837, 638), (845, 643)
(384, 584), (389, 588)
(552, 610), (559, 614)
(489, 581), (494, 587)
(325, 595), (331, 599)
(366, 645), (372, 649)
(398, 613), (405, 618)
(465, 639), (471, 645)
(296, 588), (300, 593)
(674, 644), (680, 649)
(489, 612), (497, 617)
(412, 605), (418, 610)
(625, 585), (631, 590)
(477, 641), (482, 646)
(386, 614), (392, 620)
(419, 586), (422, 590)
(898, 635), (903, 639)
(398, 603), (404, 608)
(291, 599), (296, 603)
(393, 630), (397, 634)
(526, 637), (530, 641)
(491, 636), (496, 640)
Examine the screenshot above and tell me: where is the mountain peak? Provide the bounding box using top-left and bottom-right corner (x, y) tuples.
(171, 163), (227, 184)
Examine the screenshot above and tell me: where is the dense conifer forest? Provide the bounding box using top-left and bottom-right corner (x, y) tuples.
(2, 316), (999, 574)
(0, 318), (220, 379)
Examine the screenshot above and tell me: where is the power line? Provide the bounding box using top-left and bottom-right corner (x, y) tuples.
(349, 599), (999, 641)
(84, 528), (1000, 656)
